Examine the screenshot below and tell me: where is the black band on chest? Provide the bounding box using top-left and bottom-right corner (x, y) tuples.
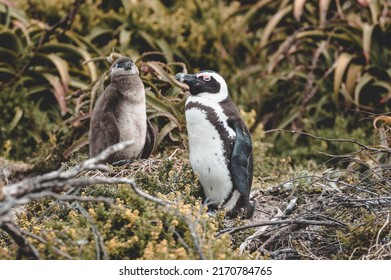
(186, 102), (234, 162)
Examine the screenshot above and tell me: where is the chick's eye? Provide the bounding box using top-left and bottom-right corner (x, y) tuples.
(202, 76), (211, 81)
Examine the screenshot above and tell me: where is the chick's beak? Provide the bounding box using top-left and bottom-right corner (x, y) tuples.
(123, 61), (133, 70)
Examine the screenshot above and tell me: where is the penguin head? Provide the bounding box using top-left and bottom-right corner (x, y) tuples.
(110, 57), (139, 79)
(175, 71), (229, 102)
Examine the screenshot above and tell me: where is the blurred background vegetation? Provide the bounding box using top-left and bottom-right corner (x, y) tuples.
(0, 0), (390, 166)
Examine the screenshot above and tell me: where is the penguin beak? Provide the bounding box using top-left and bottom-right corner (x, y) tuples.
(175, 73), (200, 93)
(124, 61), (133, 70)
(175, 73), (197, 84)
(117, 60), (133, 70)
(124, 61), (134, 70)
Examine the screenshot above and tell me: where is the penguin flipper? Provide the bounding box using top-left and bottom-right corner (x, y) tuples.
(140, 118), (156, 159)
(230, 120), (253, 198)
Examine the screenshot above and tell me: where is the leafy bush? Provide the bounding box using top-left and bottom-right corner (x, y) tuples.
(227, 0), (390, 160)
(0, 2), (98, 160)
(1, 157), (243, 260)
(4, 0), (389, 163)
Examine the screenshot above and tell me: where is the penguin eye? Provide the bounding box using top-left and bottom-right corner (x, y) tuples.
(197, 74), (211, 82)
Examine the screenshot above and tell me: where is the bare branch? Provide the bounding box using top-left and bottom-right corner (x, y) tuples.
(2, 141), (134, 199)
(265, 129), (391, 154)
(19, 229), (72, 260)
(0, 141), (173, 259)
(75, 202), (108, 260)
(220, 217), (345, 236)
(1, 222), (40, 259)
(235, 197), (298, 254)
(183, 216), (206, 260)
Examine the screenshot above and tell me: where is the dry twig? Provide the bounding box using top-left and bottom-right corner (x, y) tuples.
(0, 141), (215, 260)
(0, 141), (172, 259)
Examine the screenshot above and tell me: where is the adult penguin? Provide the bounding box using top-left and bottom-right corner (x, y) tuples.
(176, 70), (254, 218)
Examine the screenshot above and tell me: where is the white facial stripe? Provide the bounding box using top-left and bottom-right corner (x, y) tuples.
(195, 72), (229, 102)
(186, 97), (236, 139)
(196, 73), (211, 81)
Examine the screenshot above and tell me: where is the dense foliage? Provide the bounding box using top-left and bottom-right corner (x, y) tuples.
(0, 0), (389, 162)
(0, 157), (243, 260)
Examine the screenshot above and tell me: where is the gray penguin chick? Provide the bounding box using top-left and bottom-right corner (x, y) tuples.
(89, 57), (155, 164)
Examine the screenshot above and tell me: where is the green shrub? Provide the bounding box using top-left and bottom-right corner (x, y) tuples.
(2, 158), (243, 259)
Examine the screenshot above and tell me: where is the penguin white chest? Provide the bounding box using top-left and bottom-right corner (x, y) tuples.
(116, 94), (146, 158)
(185, 107), (234, 206)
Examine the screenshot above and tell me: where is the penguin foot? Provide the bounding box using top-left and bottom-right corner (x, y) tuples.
(111, 159), (134, 166)
(225, 202), (255, 220)
(245, 202), (255, 219)
(206, 204), (218, 218)
(206, 210), (217, 218)
(224, 208), (239, 220)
